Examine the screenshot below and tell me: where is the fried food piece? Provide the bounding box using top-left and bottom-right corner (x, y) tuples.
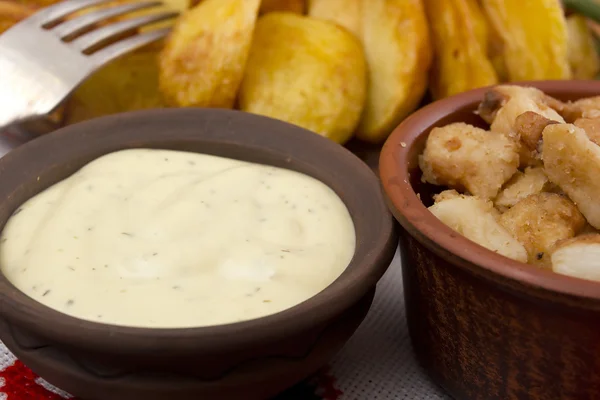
(424, 0), (497, 100)
(480, 0), (570, 81)
(307, 0), (361, 38)
(566, 14), (600, 80)
(239, 13), (366, 144)
(0, 1), (35, 34)
(478, 86), (565, 166)
(260, 0), (305, 14)
(560, 96), (600, 121)
(65, 45), (165, 124)
(433, 189), (462, 203)
(429, 192), (527, 263)
(498, 193), (585, 266)
(513, 111), (560, 165)
(494, 167), (550, 211)
(356, 0), (432, 143)
(542, 123), (600, 229)
(551, 234), (600, 282)
(419, 122), (519, 199)
(478, 86), (565, 134)
(574, 118), (600, 146)
(159, 0), (261, 108)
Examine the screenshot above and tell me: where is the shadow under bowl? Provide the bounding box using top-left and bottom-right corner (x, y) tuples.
(380, 80), (600, 400)
(0, 108), (398, 400)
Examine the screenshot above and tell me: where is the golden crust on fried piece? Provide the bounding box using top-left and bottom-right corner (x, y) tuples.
(542, 123), (600, 229)
(574, 118), (600, 146)
(477, 85), (565, 167)
(494, 167), (550, 212)
(498, 193), (586, 266)
(558, 96), (600, 122)
(513, 111), (560, 165)
(551, 234), (600, 282)
(158, 0), (261, 108)
(428, 192), (527, 262)
(419, 122), (519, 199)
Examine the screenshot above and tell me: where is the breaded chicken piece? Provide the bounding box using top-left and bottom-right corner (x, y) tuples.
(574, 118), (600, 145)
(551, 234), (600, 282)
(428, 192), (527, 263)
(542, 123), (600, 229)
(513, 111), (560, 165)
(557, 96), (600, 121)
(433, 189), (462, 203)
(419, 122), (519, 199)
(477, 86), (565, 167)
(498, 193), (586, 266)
(494, 167), (550, 212)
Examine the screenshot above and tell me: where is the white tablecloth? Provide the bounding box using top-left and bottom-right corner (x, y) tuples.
(0, 132), (451, 399)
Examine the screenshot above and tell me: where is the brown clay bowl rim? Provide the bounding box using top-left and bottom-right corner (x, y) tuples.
(380, 80), (600, 301)
(0, 108), (398, 354)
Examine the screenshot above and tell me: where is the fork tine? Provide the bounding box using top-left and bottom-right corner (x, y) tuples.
(89, 27), (170, 65)
(34, 0), (114, 26)
(72, 11), (178, 52)
(53, 1), (163, 39)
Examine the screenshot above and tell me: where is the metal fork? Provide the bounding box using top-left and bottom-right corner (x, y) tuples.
(0, 0), (178, 129)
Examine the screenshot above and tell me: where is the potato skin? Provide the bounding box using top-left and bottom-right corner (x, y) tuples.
(498, 193), (585, 266)
(159, 0), (261, 108)
(66, 46), (165, 124)
(0, 1), (34, 34)
(424, 0), (498, 100)
(260, 0), (305, 14)
(239, 13), (366, 144)
(356, 0), (432, 143)
(307, 0), (362, 38)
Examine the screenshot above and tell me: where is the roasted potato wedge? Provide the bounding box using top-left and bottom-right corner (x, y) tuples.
(356, 0), (432, 143)
(65, 45), (165, 124)
(307, 0), (362, 38)
(566, 14), (600, 80)
(239, 13), (366, 144)
(0, 1), (35, 34)
(159, 0), (261, 108)
(481, 0), (570, 81)
(260, 0), (305, 14)
(424, 0), (498, 99)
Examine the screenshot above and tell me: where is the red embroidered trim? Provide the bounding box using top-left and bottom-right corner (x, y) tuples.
(0, 360), (73, 399)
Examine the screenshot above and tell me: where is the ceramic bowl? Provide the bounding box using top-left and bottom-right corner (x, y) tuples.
(380, 80), (600, 400)
(0, 108), (398, 400)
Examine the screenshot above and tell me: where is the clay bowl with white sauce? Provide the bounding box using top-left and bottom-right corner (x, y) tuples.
(0, 108), (398, 400)
(380, 80), (600, 400)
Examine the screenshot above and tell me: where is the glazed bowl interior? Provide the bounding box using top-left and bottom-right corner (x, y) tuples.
(0, 108), (396, 354)
(380, 80), (600, 302)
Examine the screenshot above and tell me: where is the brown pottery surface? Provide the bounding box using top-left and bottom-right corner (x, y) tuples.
(0, 108), (399, 400)
(380, 80), (600, 400)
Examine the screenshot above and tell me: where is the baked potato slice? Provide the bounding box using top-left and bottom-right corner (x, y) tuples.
(65, 44), (165, 124)
(307, 0), (362, 38)
(239, 13), (366, 144)
(260, 0), (305, 14)
(356, 0), (432, 143)
(0, 1), (35, 34)
(159, 0), (261, 108)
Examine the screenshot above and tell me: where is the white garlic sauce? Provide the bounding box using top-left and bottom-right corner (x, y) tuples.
(0, 149), (356, 328)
